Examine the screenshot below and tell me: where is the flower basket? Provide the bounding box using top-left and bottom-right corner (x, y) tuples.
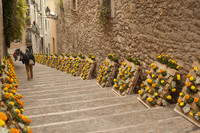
(174, 61), (200, 127)
(113, 59), (142, 96)
(81, 58), (96, 80)
(71, 57), (85, 77)
(97, 57), (119, 88)
(137, 60), (180, 108)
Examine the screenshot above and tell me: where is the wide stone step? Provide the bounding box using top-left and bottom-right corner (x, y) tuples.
(89, 116), (199, 133)
(29, 101), (146, 126)
(18, 79), (97, 88)
(19, 84), (101, 96)
(24, 96), (137, 116)
(24, 90), (116, 107)
(22, 88), (112, 101)
(30, 107), (178, 133)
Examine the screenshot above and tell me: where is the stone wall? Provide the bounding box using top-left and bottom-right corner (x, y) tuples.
(57, 0), (200, 82)
(0, 1), (5, 60)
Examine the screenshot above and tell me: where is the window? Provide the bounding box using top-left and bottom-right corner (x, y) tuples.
(71, 0), (77, 11)
(101, 0), (114, 18)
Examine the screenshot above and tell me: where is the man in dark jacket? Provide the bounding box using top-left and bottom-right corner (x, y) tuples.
(22, 48), (35, 80)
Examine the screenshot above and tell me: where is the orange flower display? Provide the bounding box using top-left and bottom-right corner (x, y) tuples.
(186, 82), (191, 87)
(177, 99), (182, 103)
(0, 112), (7, 121)
(187, 74), (191, 78)
(152, 83), (156, 88)
(10, 128), (20, 133)
(194, 98), (199, 103)
(184, 95), (189, 100)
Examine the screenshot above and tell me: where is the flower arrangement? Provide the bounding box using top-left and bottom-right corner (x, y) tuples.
(113, 57), (141, 96)
(0, 56), (32, 133)
(138, 58), (181, 107)
(65, 57), (73, 74)
(71, 57), (82, 77)
(97, 60), (113, 87)
(157, 54), (180, 70)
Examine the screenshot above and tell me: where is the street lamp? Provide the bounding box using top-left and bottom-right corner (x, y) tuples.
(45, 6), (51, 17)
(45, 6), (58, 20)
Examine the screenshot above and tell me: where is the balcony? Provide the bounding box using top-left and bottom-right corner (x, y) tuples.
(31, 24), (40, 37)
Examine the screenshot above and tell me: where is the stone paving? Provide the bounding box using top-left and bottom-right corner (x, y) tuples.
(14, 61), (200, 133)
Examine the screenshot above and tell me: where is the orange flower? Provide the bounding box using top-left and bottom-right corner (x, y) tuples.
(10, 128), (20, 133)
(198, 112), (200, 117)
(159, 69), (164, 73)
(22, 116), (27, 122)
(28, 119), (31, 124)
(153, 66), (157, 69)
(123, 84), (126, 88)
(152, 83), (156, 88)
(184, 95), (189, 100)
(0, 112), (7, 121)
(28, 129), (32, 133)
(187, 74), (191, 78)
(194, 98), (199, 103)
(5, 83), (10, 88)
(186, 82), (191, 87)
(158, 76), (162, 79)
(148, 89), (151, 93)
(18, 114), (22, 118)
(140, 84), (144, 87)
(177, 99), (182, 103)
(147, 71), (151, 75)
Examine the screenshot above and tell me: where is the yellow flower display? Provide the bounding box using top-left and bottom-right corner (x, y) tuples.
(0, 119), (5, 127)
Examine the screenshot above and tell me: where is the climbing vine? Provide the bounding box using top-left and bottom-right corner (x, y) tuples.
(2, 0), (27, 48)
(98, 0), (111, 25)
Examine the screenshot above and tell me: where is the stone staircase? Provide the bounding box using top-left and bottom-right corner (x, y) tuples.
(14, 61), (199, 133)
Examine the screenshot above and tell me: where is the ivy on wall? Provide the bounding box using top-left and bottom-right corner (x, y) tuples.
(2, 0), (27, 48)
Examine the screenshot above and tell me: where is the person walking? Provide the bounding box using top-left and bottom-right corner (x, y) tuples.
(13, 50), (17, 61)
(22, 48), (35, 80)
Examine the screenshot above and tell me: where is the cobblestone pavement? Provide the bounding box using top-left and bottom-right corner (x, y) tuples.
(14, 61), (199, 133)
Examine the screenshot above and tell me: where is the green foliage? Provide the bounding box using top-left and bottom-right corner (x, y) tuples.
(88, 54), (95, 61)
(65, 53), (70, 57)
(127, 56), (141, 66)
(57, 0), (64, 10)
(79, 53), (85, 59)
(2, 0), (28, 48)
(107, 54), (118, 63)
(98, 0), (111, 25)
(72, 54), (77, 58)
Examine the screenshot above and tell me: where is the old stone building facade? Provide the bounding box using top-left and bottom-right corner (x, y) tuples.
(57, 0), (200, 80)
(0, 1), (5, 59)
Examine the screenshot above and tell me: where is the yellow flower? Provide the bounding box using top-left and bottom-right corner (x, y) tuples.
(0, 119), (5, 127)
(171, 88), (176, 92)
(189, 112), (193, 116)
(4, 87), (8, 92)
(119, 87), (123, 90)
(152, 74), (155, 78)
(21, 109), (24, 112)
(189, 77), (194, 81)
(151, 63), (154, 67)
(166, 95), (172, 100)
(180, 102), (184, 107)
(15, 109), (20, 114)
(179, 92), (183, 96)
(145, 86), (149, 91)
(113, 79), (118, 82)
(148, 97), (153, 102)
(177, 75), (180, 80)
(191, 86), (195, 90)
(124, 71), (127, 74)
(161, 80), (164, 84)
(194, 67), (198, 71)
(10, 102), (15, 106)
(154, 93), (158, 97)
(176, 65), (179, 69)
